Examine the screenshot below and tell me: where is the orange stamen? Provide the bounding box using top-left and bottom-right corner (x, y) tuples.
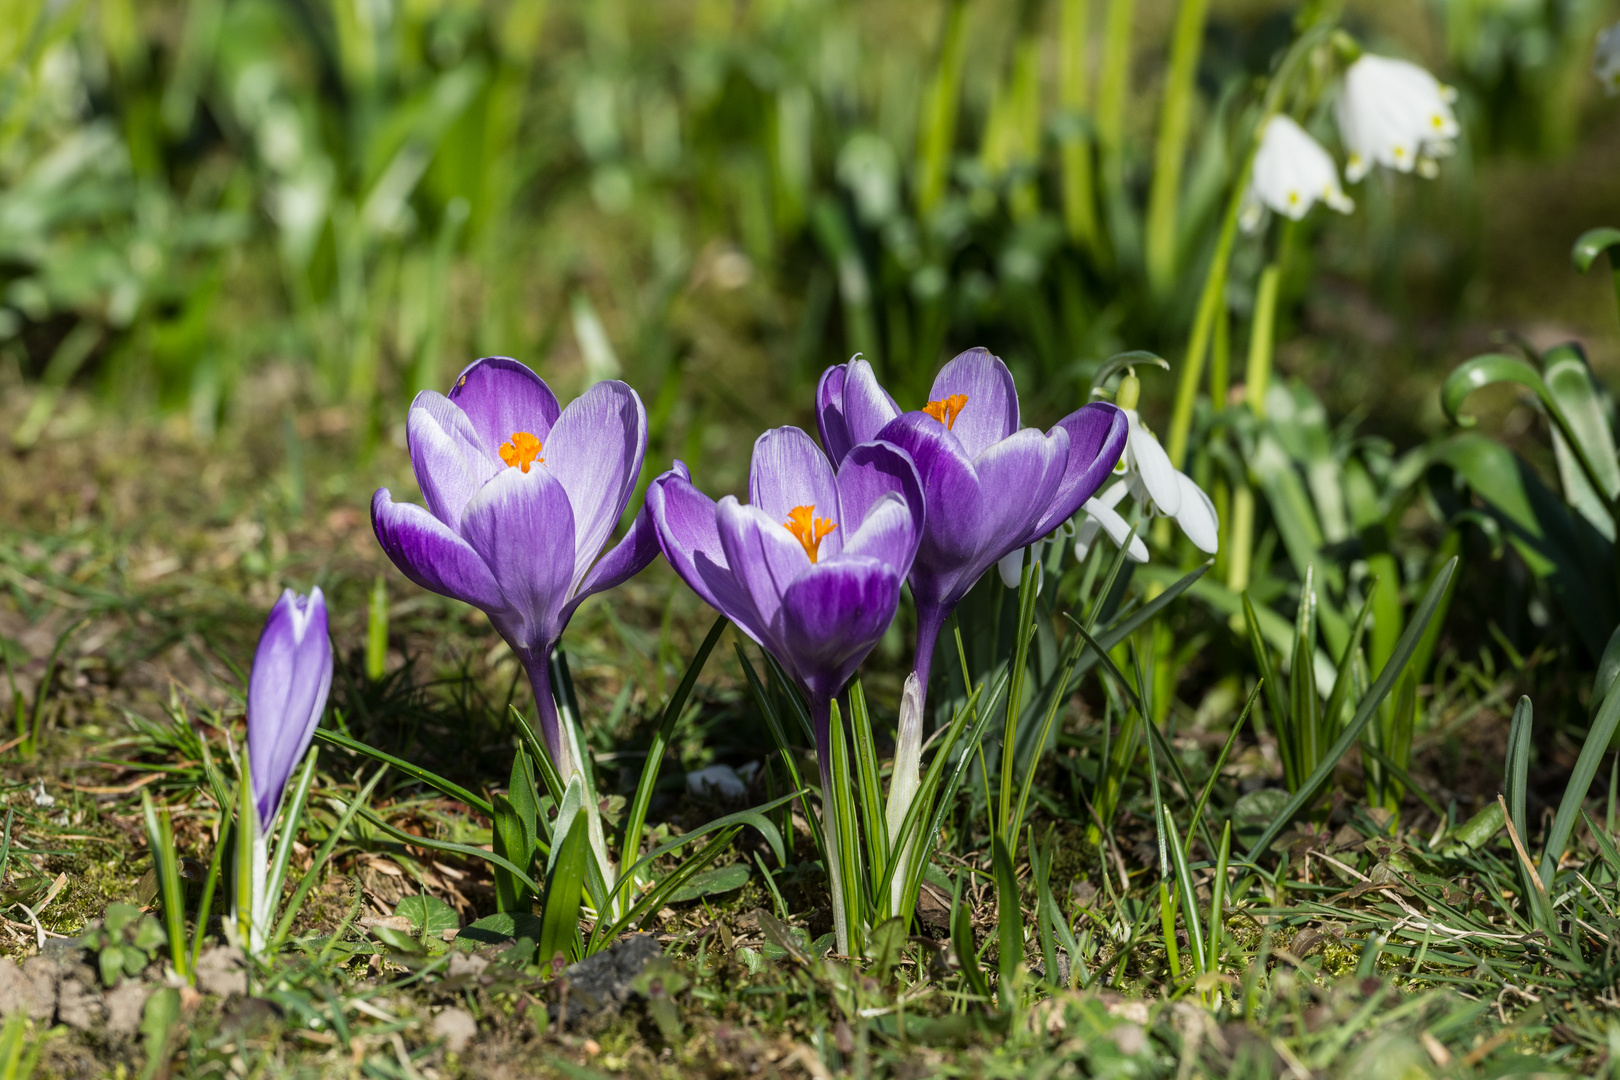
(922, 393), (969, 430)
(784, 505), (837, 563)
(498, 431), (544, 472)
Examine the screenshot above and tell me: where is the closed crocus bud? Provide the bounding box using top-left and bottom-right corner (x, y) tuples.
(1242, 116), (1354, 233)
(247, 588), (333, 832)
(1336, 54), (1459, 182)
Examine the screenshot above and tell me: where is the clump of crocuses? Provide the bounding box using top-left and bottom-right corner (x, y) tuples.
(238, 587), (332, 953)
(818, 348), (1128, 907)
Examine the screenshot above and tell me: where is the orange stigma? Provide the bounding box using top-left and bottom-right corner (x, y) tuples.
(922, 393), (968, 430)
(784, 505), (837, 563)
(498, 431), (544, 472)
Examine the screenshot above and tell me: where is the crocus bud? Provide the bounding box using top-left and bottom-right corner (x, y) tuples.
(247, 588), (333, 831)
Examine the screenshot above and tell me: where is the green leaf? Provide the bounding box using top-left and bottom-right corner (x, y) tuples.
(951, 876), (989, 1000)
(1572, 227), (1620, 273)
(1539, 681), (1620, 889)
(1443, 800), (1504, 854)
(1442, 353), (1551, 429)
(618, 616), (728, 908)
(866, 917), (908, 985)
(459, 912), (544, 947)
(490, 795), (534, 913)
(1241, 558), (1458, 862)
(666, 862), (750, 905)
(538, 810), (590, 967)
(1089, 350), (1169, 396)
(395, 894), (460, 939)
(313, 729), (491, 816)
(1543, 343), (1620, 528)
(992, 832), (1023, 992)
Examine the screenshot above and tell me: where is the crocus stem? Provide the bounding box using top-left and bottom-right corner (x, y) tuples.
(515, 645), (576, 781)
(813, 696), (851, 956)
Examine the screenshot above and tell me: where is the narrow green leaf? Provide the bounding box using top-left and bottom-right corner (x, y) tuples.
(314, 728), (491, 816)
(1572, 227), (1620, 273)
(992, 832), (1023, 993)
(951, 875), (990, 999)
(618, 616), (727, 907)
(1540, 682), (1620, 889)
(1242, 558), (1458, 861)
(538, 811), (590, 966)
(272, 767), (388, 948)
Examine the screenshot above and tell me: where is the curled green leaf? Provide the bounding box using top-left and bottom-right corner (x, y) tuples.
(1440, 353), (1548, 428)
(1572, 227), (1620, 274)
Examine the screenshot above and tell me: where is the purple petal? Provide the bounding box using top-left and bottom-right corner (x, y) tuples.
(458, 465), (576, 649)
(248, 588), (333, 830)
(874, 414), (984, 589)
(750, 427), (845, 560)
(407, 391), (499, 529)
(1031, 402), (1129, 538)
(835, 439), (924, 543)
(976, 426), (1070, 553)
(568, 463), (688, 618)
(446, 356), (562, 459)
(816, 364), (853, 465)
(816, 358), (899, 466)
(777, 558), (901, 701)
(543, 380), (647, 591)
(648, 469), (774, 649)
(716, 496), (810, 638)
(372, 489), (506, 613)
(928, 348), (1019, 459)
(839, 494), (919, 575)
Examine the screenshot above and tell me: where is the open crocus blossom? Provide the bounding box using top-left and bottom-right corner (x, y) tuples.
(817, 348), (1126, 907)
(241, 587), (332, 952)
(649, 426), (924, 953)
(1337, 54), (1459, 182)
(1241, 115), (1353, 233)
(371, 357), (663, 781)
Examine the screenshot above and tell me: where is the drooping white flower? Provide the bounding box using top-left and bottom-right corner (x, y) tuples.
(1241, 116), (1354, 232)
(1597, 23), (1620, 96)
(1336, 54), (1459, 182)
(1074, 410), (1218, 564)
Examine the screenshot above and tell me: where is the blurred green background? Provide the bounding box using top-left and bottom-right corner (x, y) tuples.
(1, 0), (1617, 492)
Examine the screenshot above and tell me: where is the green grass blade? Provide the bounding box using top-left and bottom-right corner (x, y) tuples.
(992, 831), (1023, 994)
(735, 645), (826, 861)
(313, 728), (490, 816)
(617, 616), (727, 907)
(271, 766), (388, 949)
(951, 874), (990, 1000)
(1242, 558), (1457, 862)
(1539, 679), (1620, 888)
(848, 681), (890, 889)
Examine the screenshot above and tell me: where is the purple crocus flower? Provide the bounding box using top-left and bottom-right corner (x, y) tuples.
(648, 427), (924, 950)
(817, 348), (1128, 696)
(247, 588), (333, 832)
(371, 357), (666, 779)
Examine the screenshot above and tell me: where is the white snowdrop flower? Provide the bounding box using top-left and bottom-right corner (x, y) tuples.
(1242, 116), (1354, 233)
(1073, 409), (1218, 564)
(686, 764), (748, 799)
(995, 519), (1078, 591)
(1597, 23), (1620, 96)
(1336, 54), (1459, 182)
